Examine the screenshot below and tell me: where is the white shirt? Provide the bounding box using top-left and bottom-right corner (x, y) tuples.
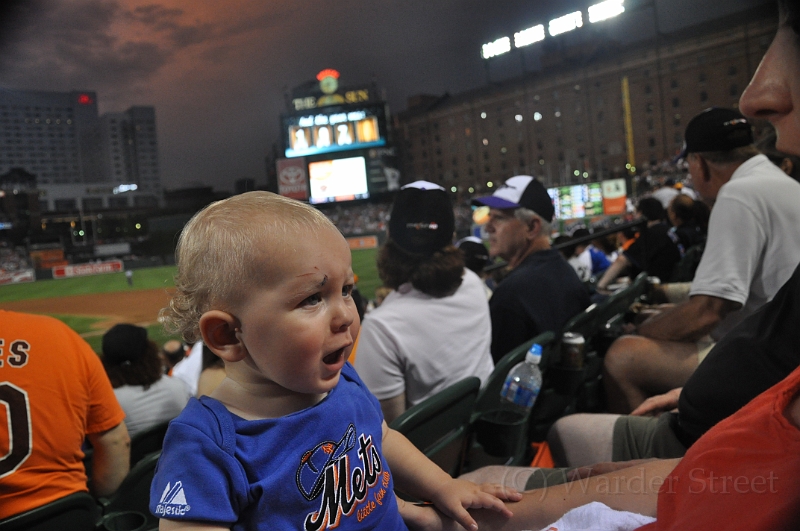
(114, 376), (191, 438)
(354, 269), (494, 407)
(171, 341), (204, 396)
(568, 249), (593, 282)
(690, 155), (800, 340)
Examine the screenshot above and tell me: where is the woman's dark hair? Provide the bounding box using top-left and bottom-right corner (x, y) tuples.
(105, 339), (164, 390)
(377, 239), (464, 298)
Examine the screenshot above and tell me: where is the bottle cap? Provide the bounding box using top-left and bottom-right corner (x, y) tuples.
(526, 343), (542, 364)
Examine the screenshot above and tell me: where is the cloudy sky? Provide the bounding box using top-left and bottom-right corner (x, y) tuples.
(0, 0), (771, 192)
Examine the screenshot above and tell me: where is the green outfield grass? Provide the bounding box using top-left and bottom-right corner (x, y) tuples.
(52, 314), (174, 355)
(352, 247), (379, 301)
(0, 265), (178, 303)
(1, 250), (380, 353)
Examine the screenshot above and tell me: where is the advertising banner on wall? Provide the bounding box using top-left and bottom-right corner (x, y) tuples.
(0, 269), (35, 285)
(276, 157), (309, 201)
(601, 178), (627, 216)
(52, 260), (123, 279)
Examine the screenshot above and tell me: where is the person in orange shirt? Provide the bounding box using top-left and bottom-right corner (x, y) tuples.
(0, 311), (130, 519)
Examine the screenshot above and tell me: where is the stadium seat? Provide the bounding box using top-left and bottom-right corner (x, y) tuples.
(389, 377), (480, 478)
(670, 243), (705, 282)
(97, 451), (161, 530)
(468, 332), (555, 467)
(0, 492), (99, 531)
(129, 420), (170, 468)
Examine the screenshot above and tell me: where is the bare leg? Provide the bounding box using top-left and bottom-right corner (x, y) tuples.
(603, 335), (699, 413)
(547, 413), (619, 467)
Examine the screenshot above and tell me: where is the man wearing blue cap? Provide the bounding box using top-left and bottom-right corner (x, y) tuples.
(473, 175), (590, 362)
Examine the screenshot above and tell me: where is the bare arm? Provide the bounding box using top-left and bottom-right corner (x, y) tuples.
(382, 422), (515, 530)
(461, 458), (681, 531)
(596, 255), (630, 290)
(636, 294), (740, 342)
(86, 421), (130, 497)
(380, 394), (407, 425)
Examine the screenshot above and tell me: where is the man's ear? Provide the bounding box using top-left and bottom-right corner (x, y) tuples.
(525, 215), (541, 240)
(697, 155), (712, 182)
(199, 310), (246, 362)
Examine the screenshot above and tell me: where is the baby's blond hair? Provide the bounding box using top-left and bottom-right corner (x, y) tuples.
(160, 191), (338, 342)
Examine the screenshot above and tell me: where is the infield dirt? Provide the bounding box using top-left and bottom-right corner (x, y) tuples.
(0, 288), (175, 334)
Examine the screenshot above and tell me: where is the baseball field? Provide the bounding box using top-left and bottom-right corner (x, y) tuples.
(0, 248), (380, 355)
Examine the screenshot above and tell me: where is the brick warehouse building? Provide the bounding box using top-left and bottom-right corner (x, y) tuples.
(395, 6), (777, 193)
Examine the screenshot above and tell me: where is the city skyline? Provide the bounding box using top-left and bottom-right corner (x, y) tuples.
(1, 0), (771, 193)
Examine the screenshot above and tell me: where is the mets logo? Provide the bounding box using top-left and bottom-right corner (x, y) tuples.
(296, 424), (388, 530)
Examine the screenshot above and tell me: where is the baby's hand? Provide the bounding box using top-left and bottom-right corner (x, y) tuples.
(429, 478), (521, 530)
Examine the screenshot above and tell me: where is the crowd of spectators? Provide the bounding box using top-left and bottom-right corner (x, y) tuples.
(0, 243), (30, 274)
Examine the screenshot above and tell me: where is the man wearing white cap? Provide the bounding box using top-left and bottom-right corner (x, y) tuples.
(473, 175), (590, 362)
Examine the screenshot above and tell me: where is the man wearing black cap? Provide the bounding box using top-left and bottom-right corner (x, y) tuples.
(472, 175), (590, 361)
(602, 107), (800, 414)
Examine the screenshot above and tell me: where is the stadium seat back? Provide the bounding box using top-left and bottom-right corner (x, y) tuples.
(0, 492), (99, 531)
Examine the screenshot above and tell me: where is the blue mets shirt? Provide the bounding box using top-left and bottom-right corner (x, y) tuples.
(150, 363), (408, 531)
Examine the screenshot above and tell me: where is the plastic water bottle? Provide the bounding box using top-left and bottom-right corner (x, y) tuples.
(500, 343), (543, 414)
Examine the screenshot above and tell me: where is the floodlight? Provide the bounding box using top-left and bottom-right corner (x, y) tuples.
(514, 25), (545, 48)
(588, 0), (625, 23)
(481, 37), (511, 59)
(548, 11), (583, 36)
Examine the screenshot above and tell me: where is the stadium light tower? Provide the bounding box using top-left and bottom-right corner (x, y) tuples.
(588, 0), (625, 24)
(481, 36), (511, 59)
(548, 11), (583, 37)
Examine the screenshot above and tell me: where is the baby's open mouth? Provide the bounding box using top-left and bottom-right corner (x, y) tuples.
(323, 347), (345, 365)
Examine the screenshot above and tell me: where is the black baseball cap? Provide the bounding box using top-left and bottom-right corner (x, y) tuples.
(388, 181), (455, 255)
(102, 323), (148, 366)
(471, 175), (555, 222)
(676, 107), (754, 161)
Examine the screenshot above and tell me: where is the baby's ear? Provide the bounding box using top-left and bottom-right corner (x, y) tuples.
(199, 310), (246, 362)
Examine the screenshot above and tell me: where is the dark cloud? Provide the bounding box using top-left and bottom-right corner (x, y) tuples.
(0, 0), (775, 192)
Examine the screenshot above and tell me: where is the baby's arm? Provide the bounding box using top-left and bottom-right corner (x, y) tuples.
(382, 422), (520, 530)
(160, 519), (229, 531)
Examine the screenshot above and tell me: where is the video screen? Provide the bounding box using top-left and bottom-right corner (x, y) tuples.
(283, 104), (387, 158)
(548, 182), (604, 219)
(308, 156), (370, 204)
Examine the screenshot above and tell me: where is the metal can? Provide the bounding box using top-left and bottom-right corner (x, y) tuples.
(561, 332), (586, 369)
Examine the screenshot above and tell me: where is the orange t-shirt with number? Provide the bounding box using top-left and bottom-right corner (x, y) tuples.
(0, 310), (125, 519)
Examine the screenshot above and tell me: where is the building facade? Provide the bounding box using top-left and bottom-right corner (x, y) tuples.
(0, 89), (162, 211)
(395, 7), (776, 193)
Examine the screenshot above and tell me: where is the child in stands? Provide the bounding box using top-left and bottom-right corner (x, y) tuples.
(151, 191), (519, 531)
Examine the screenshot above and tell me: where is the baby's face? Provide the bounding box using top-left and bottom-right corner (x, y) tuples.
(232, 226), (357, 399)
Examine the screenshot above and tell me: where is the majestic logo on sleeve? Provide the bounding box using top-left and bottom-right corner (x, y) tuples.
(154, 481), (191, 516)
(297, 423), (391, 530)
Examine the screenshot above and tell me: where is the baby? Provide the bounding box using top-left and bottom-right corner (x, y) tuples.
(150, 191), (518, 530)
